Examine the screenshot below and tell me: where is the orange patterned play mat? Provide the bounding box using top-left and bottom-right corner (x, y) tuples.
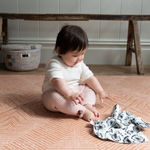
(0, 75), (150, 150)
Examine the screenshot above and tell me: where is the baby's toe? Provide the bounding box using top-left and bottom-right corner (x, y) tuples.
(90, 117), (99, 122)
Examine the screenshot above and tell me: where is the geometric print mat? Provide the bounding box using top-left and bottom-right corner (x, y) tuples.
(0, 75), (150, 150)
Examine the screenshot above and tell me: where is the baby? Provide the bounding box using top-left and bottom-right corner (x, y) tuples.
(42, 25), (116, 121)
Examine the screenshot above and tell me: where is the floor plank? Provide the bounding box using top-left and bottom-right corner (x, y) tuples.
(1, 63), (150, 75)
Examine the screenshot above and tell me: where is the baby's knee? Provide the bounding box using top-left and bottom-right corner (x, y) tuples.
(50, 90), (63, 100)
(42, 90), (62, 109)
(43, 89), (63, 100)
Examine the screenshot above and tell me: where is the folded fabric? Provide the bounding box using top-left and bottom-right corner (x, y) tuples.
(90, 104), (150, 144)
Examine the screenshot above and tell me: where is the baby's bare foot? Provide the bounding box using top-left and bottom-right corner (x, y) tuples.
(84, 104), (100, 117)
(83, 108), (99, 122)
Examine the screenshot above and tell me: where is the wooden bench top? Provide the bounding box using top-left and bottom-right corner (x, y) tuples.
(0, 13), (150, 21)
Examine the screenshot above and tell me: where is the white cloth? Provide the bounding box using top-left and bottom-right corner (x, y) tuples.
(90, 104), (150, 144)
(42, 55), (93, 92)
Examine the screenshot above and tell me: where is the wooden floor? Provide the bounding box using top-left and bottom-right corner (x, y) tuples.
(1, 63), (150, 75)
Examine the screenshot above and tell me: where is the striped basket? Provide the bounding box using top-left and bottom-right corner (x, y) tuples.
(2, 44), (42, 71)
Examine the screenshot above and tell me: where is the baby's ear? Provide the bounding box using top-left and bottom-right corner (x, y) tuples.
(57, 46), (61, 55)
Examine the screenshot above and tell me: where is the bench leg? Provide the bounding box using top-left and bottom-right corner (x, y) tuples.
(0, 17), (2, 50)
(2, 19), (9, 45)
(126, 21), (144, 75)
(126, 21), (133, 66)
(133, 21), (144, 75)
(0, 17), (2, 38)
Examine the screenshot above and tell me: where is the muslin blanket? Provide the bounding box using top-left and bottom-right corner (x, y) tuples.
(90, 104), (150, 143)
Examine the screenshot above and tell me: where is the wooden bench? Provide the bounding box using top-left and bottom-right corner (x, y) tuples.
(1, 13), (150, 74)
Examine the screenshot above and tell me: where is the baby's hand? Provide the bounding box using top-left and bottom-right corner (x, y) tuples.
(99, 91), (116, 103)
(69, 92), (84, 105)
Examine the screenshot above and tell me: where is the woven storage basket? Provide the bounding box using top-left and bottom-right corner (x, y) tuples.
(2, 44), (42, 71)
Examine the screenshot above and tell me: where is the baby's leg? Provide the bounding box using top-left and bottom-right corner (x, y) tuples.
(84, 104), (100, 117)
(83, 107), (99, 121)
(42, 88), (85, 117)
(76, 85), (100, 119)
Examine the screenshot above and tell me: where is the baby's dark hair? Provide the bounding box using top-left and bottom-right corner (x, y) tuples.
(54, 25), (88, 55)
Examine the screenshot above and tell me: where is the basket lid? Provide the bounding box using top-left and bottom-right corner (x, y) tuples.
(2, 44), (42, 51)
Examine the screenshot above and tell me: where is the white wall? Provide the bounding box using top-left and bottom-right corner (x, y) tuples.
(0, 0), (150, 65)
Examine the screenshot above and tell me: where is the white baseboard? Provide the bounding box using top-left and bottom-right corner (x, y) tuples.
(1, 38), (150, 65)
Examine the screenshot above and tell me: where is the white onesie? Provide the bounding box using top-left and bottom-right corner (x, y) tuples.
(42, 55), (93, 92)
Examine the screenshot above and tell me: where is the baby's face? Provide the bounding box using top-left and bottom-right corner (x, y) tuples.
(59, 48), (87, 67)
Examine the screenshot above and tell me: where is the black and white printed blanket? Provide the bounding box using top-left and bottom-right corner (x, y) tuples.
(90, 104), (150, 144)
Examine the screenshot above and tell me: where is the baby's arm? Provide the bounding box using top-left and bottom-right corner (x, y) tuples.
(51, 78), (84, 105)
(84, 76), (116, 103)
